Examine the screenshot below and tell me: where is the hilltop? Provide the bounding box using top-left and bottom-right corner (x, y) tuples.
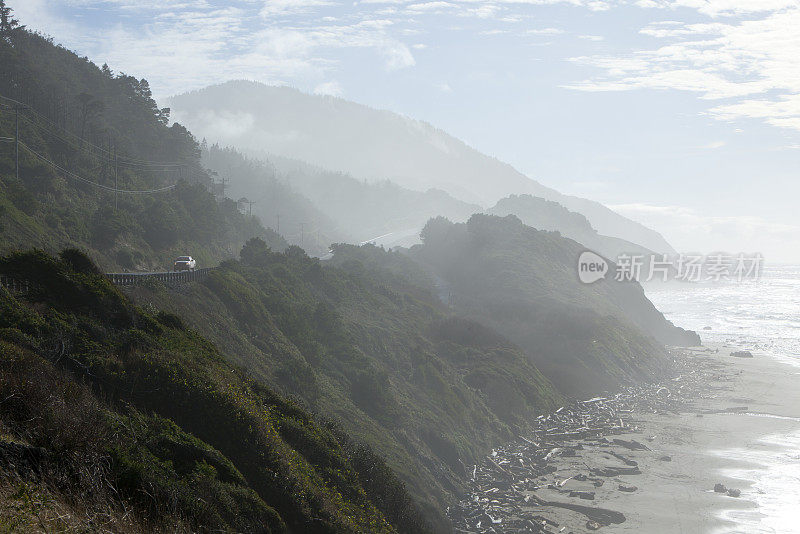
(488, 194), (654, 260)
(411, 214), (699, 394)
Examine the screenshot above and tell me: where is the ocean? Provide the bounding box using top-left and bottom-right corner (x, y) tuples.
(644, 265), (800, 367)
(644, 266), (800, 534)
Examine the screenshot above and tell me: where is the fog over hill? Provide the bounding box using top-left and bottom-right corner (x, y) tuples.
(488, 194), (654, 261)
(168, 80), (675, 254)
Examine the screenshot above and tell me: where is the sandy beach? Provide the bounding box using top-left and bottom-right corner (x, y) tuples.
(599, 345), (800, 534)
(451, 345), (800, 534)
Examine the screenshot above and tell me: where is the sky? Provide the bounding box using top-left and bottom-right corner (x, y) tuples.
(11, 0), (800, 262)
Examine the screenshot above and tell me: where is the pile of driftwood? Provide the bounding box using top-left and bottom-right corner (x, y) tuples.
(449, 352), (717, 533)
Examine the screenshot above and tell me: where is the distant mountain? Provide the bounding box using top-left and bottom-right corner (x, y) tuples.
(168, 80), (675, 253)
(202, 145), (479, 254)
(488, 194), (654, 260)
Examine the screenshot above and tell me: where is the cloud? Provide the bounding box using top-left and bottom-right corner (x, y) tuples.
(23, 0), (800, 137)
(259, 0), (333, 17)
(527, 27), (565, 35)
(700, 140), (726, 149)
(406, 2), (458, 14)
(634, 0), (799, 17)
(16, 1), (420, 98)
(709, 94), (800, 131)
(567, 4), (800, 131)
(171, 108), (256, 139)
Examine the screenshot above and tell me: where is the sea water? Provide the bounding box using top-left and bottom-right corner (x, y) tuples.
(644, 266), (800, 534)
(644, 265), (800, 367)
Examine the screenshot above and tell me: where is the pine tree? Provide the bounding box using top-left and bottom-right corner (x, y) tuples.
(0, 0), (23, 42)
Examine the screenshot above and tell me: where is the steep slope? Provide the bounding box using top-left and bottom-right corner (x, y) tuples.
(0, 13), (434, 533)
(0, 249), (429, 533)
(201, 144), (344, 257)
(129, 239), (561, 529)
(168, 80), (674, 253)
(411, 215), (699, 394)
(0, 24), (284, 271)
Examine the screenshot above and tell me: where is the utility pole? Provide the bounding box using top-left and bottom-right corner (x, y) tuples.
(276, 213), (280, 233)
(114, 145), (118, 212)
(245, 199), (256, 216)
(14, 107), (19, 181)
(300, 223), (305, 247)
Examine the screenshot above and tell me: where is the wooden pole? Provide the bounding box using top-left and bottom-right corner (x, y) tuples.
(14, 107), (19, 181)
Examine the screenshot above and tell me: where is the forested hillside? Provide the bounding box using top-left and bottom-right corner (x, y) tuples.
(0, 249), (427, 533)
(131, 239), (561, 527)
(202, 144), (479, 254)
(0, 6), (431, 533)
(412, 215), (699, 394)
(488, 194), (654, 261)
(0, 12), (283, 270)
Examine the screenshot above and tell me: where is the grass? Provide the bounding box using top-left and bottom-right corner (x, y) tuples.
(0, 249), (430, 533)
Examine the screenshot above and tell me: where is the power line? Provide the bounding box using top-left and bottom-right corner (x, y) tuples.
(0, 94), (188, 169)
(243, 199), (256, 216)
(14, 106), (19, 181)
(18, 141), (176, 194)
(18, 108), (185, 170)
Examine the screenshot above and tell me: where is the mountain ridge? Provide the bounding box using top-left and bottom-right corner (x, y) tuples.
(168, 80), (675, 254)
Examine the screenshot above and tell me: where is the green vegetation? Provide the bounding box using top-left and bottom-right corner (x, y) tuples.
(201, 144), (342, 257)
(412, 214), (699, 395)
(487, 194), (655, 264)
(133, 239), (562, 529)
(0, 5), (699, 532)
(0, 249), (428, 532)
(0, 6), (284, 270)
(201, 143), (479, 255)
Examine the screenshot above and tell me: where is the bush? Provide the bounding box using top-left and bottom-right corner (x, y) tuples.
(156, 310), (185, 330)
(350, 368), (399, 423)
(59, 248), (101, 275)
(116, 248), (141, 270)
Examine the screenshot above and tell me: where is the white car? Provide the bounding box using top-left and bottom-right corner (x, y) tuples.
(174, 256), (196, 271)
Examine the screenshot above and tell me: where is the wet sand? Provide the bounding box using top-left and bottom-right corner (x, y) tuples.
(599, 345), (800, 534)
(452, 345), (800, 533)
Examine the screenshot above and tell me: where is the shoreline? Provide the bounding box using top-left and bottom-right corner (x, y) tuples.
(450, 344), (800, 533)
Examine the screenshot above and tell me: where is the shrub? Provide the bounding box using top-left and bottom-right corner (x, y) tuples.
(59, 248), (101, 275)
(156, 310), (185, 330)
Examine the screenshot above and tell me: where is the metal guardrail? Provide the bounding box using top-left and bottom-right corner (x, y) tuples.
(105, 268), (214, 286)
(1, 269), (213, 292)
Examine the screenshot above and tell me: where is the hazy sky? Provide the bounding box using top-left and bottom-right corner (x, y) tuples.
(13, 0), (800, 262)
